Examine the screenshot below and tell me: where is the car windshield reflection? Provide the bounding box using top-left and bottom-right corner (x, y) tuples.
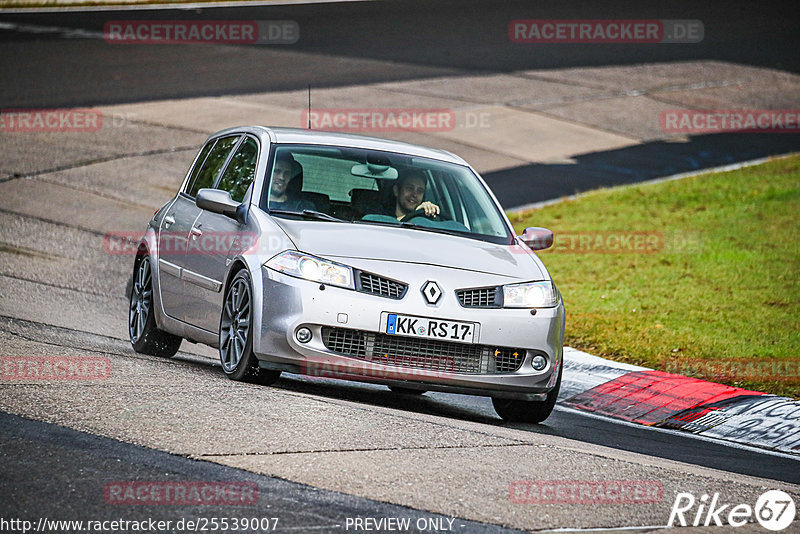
(262, 144), (513, 244)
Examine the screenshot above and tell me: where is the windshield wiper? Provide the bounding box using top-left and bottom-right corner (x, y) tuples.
(269, 209), (345, 222)
(354, 218), (463, 237)
(353, 218), (406, 227)
(397, 223), (464, 238)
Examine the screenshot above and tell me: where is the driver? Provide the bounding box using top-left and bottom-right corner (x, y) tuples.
(390, 169), (440, 221)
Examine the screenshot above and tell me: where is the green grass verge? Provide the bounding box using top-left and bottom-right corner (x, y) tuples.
(510, 154), (800, 398)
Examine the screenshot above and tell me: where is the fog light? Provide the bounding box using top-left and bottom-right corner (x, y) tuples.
(531, 355), (547, 371)
(296, 327), (312, 344)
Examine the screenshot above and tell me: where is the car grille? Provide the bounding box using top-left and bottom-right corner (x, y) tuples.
(456, 287), (501, 308)
(321, 327), (525, 374)
(357, 271), (407, 299)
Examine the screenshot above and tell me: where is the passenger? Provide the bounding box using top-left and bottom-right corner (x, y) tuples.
(268, 154), (314, 211)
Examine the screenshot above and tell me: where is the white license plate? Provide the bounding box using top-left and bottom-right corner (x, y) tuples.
(385, 313), (476, 343)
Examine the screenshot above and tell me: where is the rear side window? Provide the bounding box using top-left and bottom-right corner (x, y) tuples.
(185, 135), (240, 197)
(217, 136), (259, 203)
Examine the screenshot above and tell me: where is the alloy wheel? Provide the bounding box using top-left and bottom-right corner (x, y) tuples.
(129, 256), (152, 343)
(220, 277), (252, 373)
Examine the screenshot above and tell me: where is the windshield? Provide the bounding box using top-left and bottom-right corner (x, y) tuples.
(261, 144), (513, 244)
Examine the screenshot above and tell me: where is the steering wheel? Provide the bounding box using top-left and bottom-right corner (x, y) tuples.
(399, 209), (436, 223)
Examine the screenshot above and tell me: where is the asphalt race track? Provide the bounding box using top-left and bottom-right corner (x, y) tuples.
(1, 1), (800, 532)
(2, 0), (800, 107)
(2, 0), (800, 207)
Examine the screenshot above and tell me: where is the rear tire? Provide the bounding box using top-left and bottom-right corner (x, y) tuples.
(129, 255), (182, 357)
(219, 270), (281, 385)
(492, 364), (561, 423)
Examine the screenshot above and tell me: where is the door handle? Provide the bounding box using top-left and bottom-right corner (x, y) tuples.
(190, 226), (203, 238)
(164, 215), (175, 229)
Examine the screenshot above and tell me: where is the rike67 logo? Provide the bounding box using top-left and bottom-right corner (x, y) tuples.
(668, 490), (796, 531)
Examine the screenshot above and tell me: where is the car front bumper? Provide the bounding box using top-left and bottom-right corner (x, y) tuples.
(254, 266), (565, 400)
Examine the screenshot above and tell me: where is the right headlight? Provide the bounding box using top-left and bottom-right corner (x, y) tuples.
(265, 250), (354, 290)
(502, 280), (559, 308)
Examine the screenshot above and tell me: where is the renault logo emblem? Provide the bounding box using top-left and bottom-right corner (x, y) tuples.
(422, 281), (442, 304)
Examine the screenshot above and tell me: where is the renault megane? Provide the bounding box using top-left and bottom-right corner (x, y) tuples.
(128, 126), (564, 423)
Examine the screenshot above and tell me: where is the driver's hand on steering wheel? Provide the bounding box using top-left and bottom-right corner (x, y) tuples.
(416, 201), (440, 218)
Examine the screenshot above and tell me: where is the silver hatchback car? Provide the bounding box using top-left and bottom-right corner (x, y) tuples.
(129, 126), (565, 422)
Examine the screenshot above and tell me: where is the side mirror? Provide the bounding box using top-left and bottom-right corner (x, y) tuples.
(519, 226), (554, 250)
(196, 189), (247, 224)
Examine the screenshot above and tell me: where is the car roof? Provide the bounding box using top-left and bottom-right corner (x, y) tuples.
(210, 126), (468, 166)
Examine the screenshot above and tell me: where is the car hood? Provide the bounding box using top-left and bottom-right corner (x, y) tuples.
(273, 218), (547, 280)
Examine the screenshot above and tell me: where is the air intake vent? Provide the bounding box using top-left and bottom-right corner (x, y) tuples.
(456, 287), (501, 308)
(321, 327), (525, 374)
(357, 271), (407, 299)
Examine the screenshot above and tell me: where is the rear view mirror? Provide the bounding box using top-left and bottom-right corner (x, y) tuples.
(351, 162), (398, 179)
(519, 227), (554, 250)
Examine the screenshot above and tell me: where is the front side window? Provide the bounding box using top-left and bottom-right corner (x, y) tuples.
(262, 144), (513, 244)
(185, 135), (239, 198)
(217, 136), (259, 202)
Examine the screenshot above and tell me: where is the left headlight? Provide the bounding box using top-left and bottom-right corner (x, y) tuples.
(503, 280), (559, 308)
(265, 251), (354, 290)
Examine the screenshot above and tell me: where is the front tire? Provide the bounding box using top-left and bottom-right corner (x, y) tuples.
(219, 270), (281, 385)
(129, 254), (182, 357)
(492, 364), (561, 424)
